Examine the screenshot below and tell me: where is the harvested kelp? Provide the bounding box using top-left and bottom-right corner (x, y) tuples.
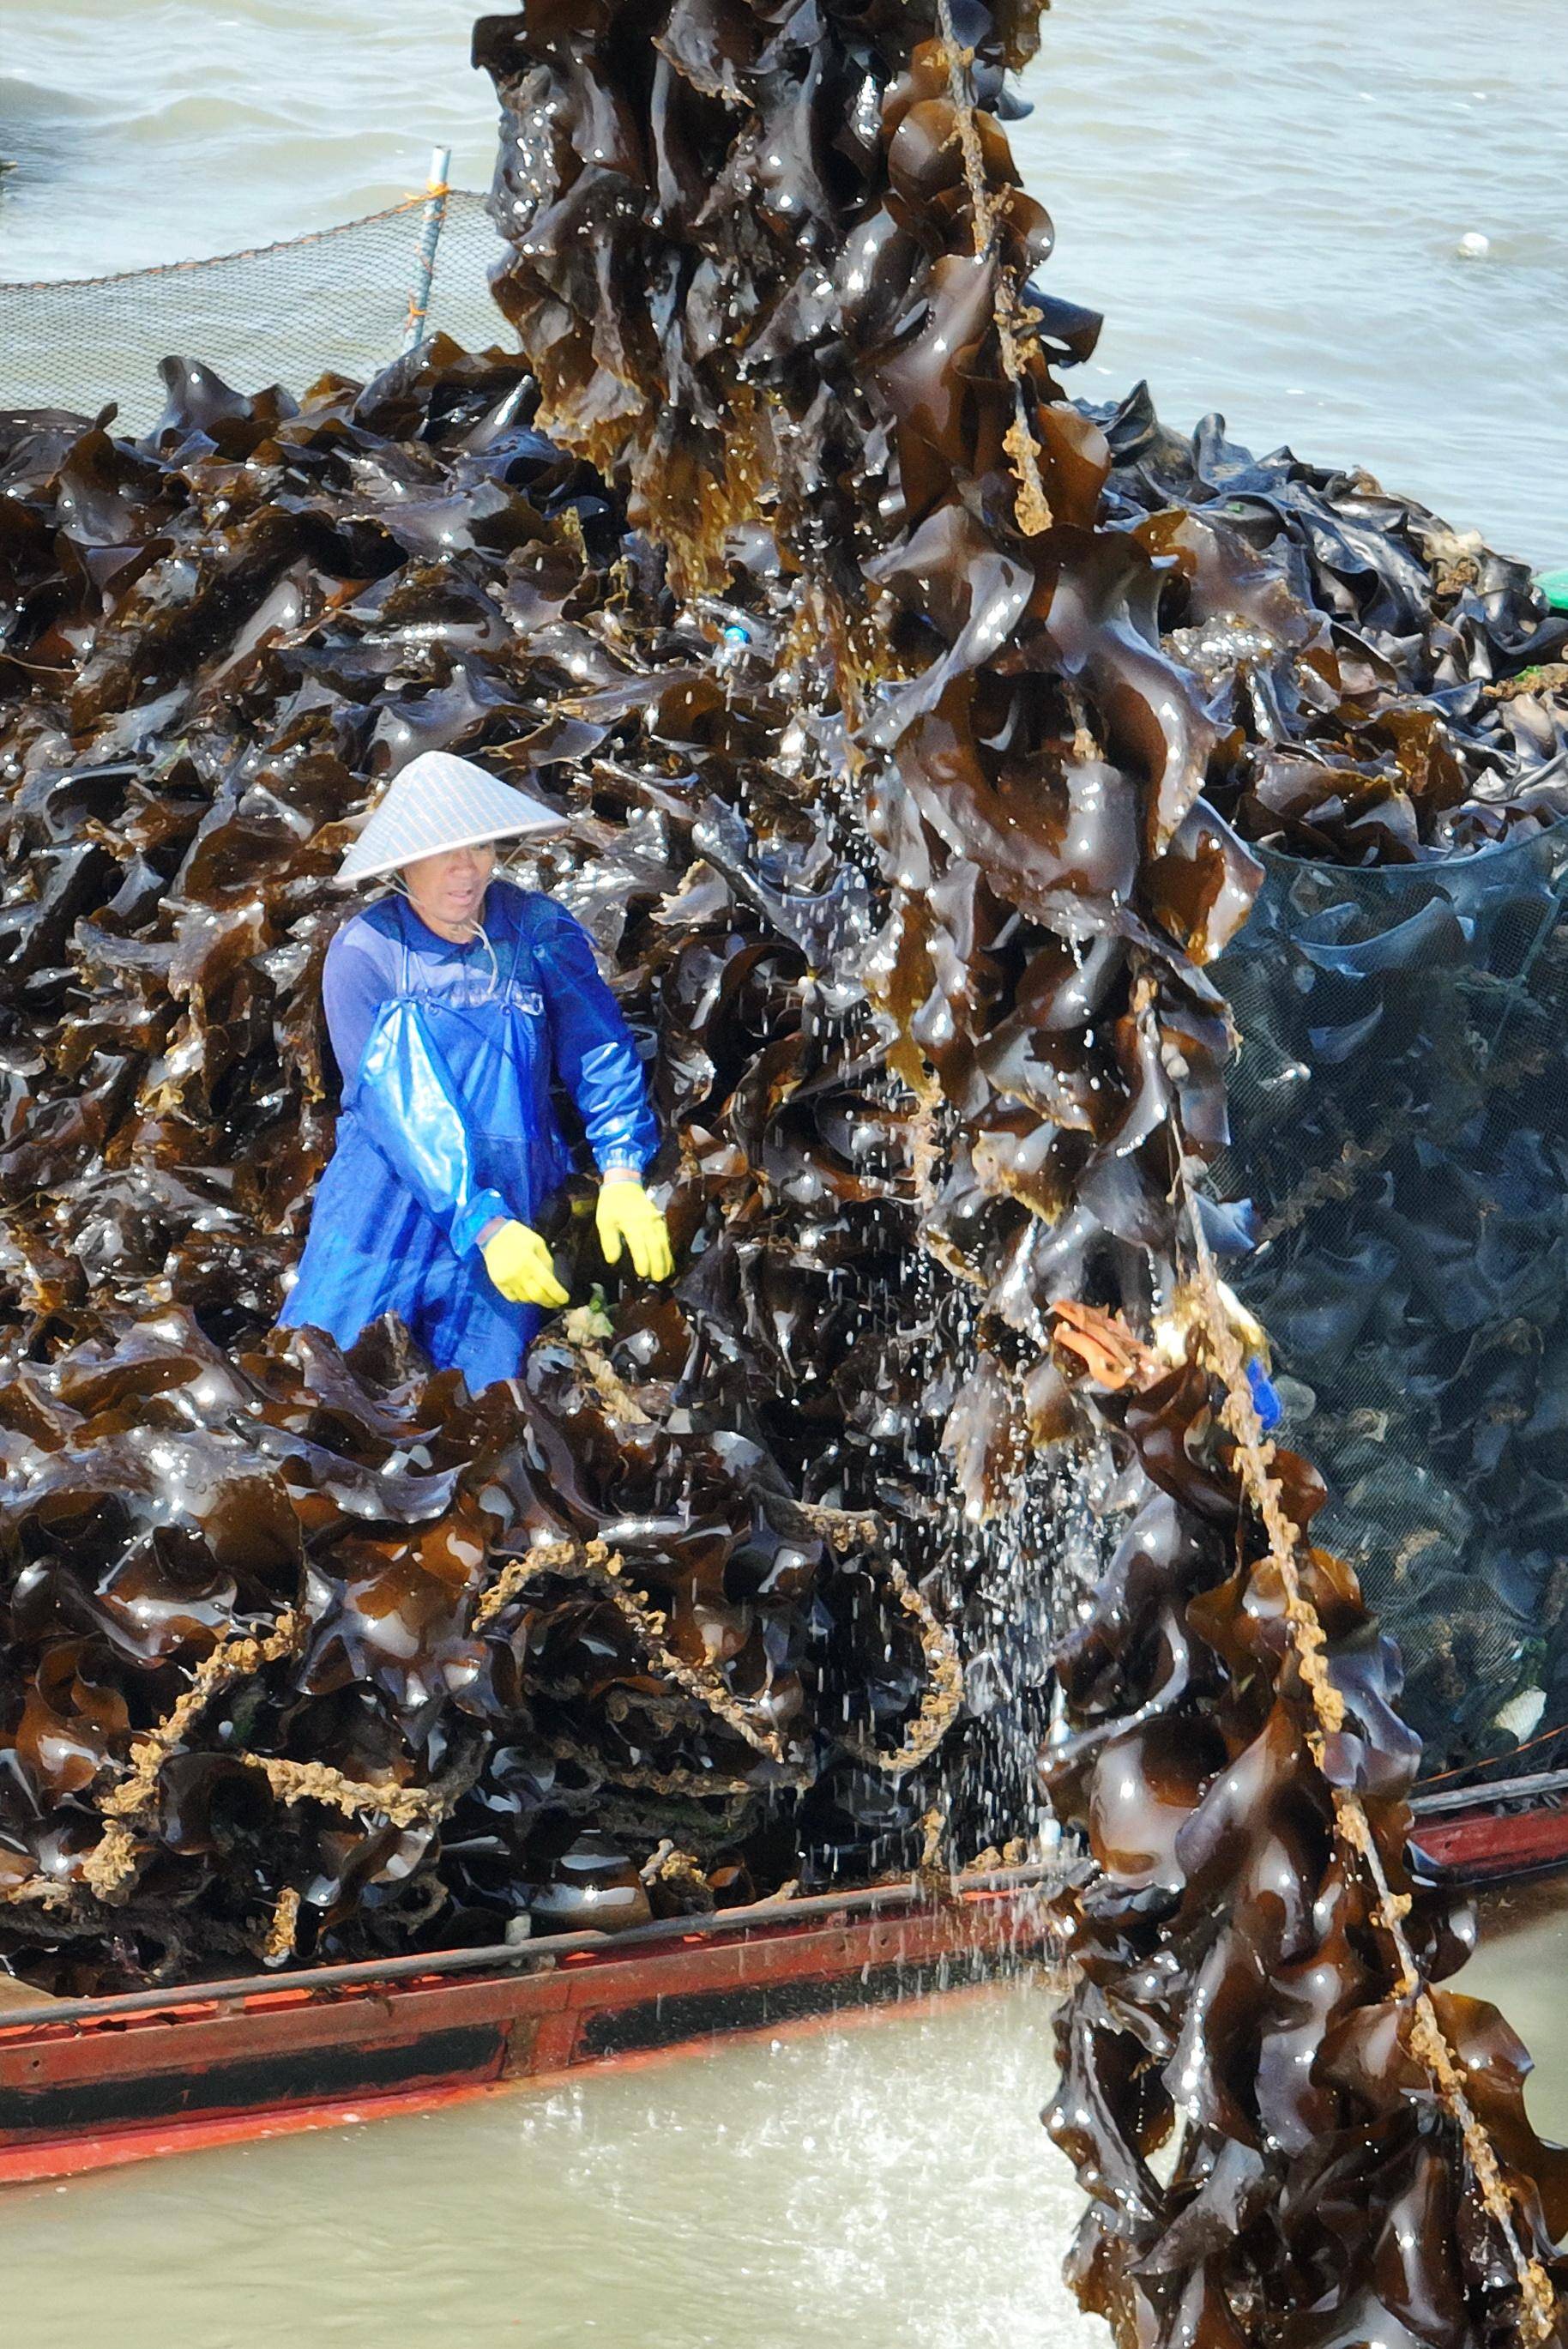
(1209, 827), (1568, 1780)
(474, 0), (1568, 2343)
(4, 0), (1568, 2337)
(0, 348), (968, 1986)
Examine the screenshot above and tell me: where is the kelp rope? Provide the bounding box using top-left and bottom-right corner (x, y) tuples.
(1174, 1123), (1558, 2341)
(930, 4), (1558, 2328)
(0, 193), (443, 298)
(935, 0), (1558, 2310)
(51, 1516), (958, 1930)
(932, 0), (1052, 540)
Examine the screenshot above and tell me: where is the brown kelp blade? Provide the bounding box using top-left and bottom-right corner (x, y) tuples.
(477, 0), (1568, 2342)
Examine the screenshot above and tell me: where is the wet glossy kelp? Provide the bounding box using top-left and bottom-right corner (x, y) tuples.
(0, 354), (967, 1983)
(4, 1), (1568, 2335)
(473, 0), (1568, 2341)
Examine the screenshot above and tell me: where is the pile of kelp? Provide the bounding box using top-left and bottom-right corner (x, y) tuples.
(473, 0), (1568, 2343)
(6, 0), (1568, 2328)
(0, 349), (969, 1988)
(1097, 384), (1567, 860)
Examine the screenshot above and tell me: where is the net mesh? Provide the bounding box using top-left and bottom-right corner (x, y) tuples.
(1210, 819), (1568, 1784)
(0, 190), (513, 435)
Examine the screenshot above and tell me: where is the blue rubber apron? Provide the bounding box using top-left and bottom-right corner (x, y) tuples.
(282, 909), (566, 1390)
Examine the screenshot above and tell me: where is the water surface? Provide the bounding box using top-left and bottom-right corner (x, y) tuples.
(2, 0), (1564, 559)
(10, 1893), (1568, 2349)
(3, 1979), (1101, 2349)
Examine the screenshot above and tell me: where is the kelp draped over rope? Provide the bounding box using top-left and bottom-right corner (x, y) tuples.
(0, 351), (968, 1984)
(3, 0), (1568, 2328)
(475, 0), (1568, 2343)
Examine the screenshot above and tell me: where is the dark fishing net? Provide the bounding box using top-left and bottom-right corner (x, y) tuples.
(1212, 825), (1568, 1784)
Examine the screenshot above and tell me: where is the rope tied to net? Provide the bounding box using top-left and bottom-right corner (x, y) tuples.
(932, 0), (1053, 537)
(1174, 1134), (1559, 2345)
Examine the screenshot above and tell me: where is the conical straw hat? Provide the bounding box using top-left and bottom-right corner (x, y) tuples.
(335, 752), (565, 885)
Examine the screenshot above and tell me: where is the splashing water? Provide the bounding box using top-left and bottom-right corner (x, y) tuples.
(0, 1982), (1090, 2349)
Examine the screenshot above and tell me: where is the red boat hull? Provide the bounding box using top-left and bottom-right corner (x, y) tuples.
(1410, 1769), (1568, 1885)
(0, 1880), (1052, 2187)
(9, 1800), (1563, 2190)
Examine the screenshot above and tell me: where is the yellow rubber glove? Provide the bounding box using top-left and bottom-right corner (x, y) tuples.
(480, 1219), (569, 1308)
(595, 1179), (673, 1282)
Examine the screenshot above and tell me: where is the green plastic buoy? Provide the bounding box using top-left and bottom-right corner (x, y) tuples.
(1538, 567), (1568, 612)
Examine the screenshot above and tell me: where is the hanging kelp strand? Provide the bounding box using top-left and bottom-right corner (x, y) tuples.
(475, 0), (1568, 2340)
(1, 3), (1566, 2334)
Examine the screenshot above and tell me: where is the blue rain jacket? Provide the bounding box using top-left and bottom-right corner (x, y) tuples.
(279, 881), (657, 1389)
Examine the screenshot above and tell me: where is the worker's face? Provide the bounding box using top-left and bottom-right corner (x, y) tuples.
(400, 842), (496, 935)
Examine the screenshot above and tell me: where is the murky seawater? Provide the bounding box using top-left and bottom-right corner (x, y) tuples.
(9, 1895), (1568, 2349)
(2, 1978), (1103, 2349)
(3, 0), (1565, 560)
(1456, 1882), (1568, 2142)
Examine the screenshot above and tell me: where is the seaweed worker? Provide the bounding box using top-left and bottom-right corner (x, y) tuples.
(279, 750), (672, 1388)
